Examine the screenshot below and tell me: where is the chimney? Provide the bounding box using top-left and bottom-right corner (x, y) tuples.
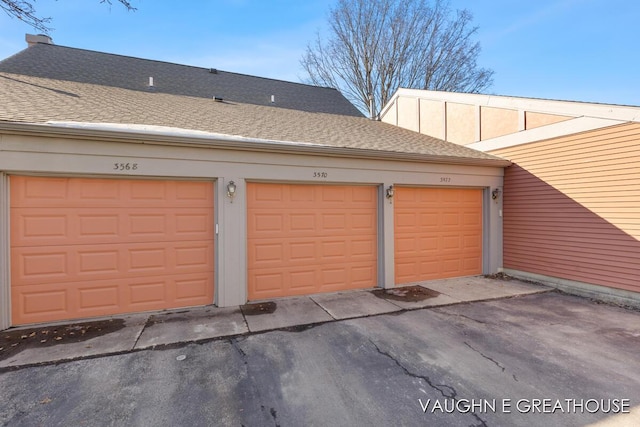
(26, 34), (53, 47)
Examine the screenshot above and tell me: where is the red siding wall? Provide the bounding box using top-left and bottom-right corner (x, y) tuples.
(491, 123), (640, 293)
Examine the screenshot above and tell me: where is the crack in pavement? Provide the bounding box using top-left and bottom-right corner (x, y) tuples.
(470, 412), (489, 427)
(436, 309), (488, 325)
(230, 337), (248, 365)
(464, 342), (505, 372)
(369, 339), (489, 426)
(368, 339), (457, 399)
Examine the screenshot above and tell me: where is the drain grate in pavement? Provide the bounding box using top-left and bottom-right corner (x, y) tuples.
(372, 286), (440, 302)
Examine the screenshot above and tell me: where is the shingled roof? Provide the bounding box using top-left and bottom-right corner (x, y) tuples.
(0, 39), (508, 166)
(0, 41), (363, 117)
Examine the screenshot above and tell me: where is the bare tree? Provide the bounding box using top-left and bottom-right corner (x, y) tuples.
(301, 0), (493, 118)
(1, 0), (136, 33)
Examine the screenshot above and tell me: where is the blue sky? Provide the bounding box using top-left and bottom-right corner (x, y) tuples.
(0, 0), (638, 106)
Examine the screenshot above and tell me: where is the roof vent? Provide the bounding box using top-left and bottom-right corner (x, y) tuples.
(209, 68), (218, 74)
(270, 95), (275, 103)
(25, 33), (53, 47)
(148, 77), (154, 87)
(213, 96), (223, 102)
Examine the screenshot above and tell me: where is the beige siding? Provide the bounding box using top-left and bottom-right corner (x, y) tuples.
(525, 111), (571, 129)
(481, 107), (519, 140)
(492, 122), (640, 293)
(419, 99), (445, 139)
(446, 103), (477, 145)
(381, 100), (397, 125)
(397, 97), (419, 132)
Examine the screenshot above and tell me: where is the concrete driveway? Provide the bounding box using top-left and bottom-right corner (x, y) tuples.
(1, 291), (639, 426)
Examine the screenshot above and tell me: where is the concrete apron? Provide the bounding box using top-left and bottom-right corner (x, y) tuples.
(0, 276), (550, 370)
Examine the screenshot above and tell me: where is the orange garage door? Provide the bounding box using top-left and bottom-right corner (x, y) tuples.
(10, 176), (214, 325)
(247, 183), (377, 300)
(395, 187), (482, 284)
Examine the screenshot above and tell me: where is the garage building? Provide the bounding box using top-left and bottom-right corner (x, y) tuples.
(382, 88), (640, 307)
(0, 35), (508, 329)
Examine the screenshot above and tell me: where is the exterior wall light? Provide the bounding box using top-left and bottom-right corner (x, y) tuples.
(227, 180), (237, 202)
(386, 185), (394, 203)
(492, 187), (502, 200)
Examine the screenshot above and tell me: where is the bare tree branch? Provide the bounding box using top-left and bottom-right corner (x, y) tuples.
(301, 0), (494, 118)
(1, 0), (136, 33)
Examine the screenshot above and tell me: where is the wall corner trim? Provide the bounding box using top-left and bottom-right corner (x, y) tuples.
(0, 172), (10, 330)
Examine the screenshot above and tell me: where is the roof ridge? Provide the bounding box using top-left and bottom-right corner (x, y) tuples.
(29, 43), (338, 91)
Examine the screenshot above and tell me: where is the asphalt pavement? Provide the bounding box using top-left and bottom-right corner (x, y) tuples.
(1, 285), (639, 427)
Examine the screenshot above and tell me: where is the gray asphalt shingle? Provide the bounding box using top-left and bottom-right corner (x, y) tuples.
(0, 43), (363, 117)
(0, 42), (507, 164)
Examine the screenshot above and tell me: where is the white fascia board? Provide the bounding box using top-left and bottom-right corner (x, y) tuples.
(467, 117), (626, 152)
(389, 88), (640, 122)
(0, 121), (511, 167)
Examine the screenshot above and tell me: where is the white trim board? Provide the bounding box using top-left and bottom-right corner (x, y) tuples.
(467, 117), (625, 152)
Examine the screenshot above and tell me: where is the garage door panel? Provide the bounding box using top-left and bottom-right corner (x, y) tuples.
(129, 180), (167, 200)
(15, 214), (68, 241)
(12, 271), (213, 324)
(289, 242), (316, 261)
(395, 236), (416, 254)
(419, 236), (438, 252)
(79, 214), (120, 238)
(17, 250), (69, 279)
(248, 183), (377, 300)
(175, 244), (212, 269)
(129, 280), (166, 306)
(175, 181), (211, 200)
(253, 272), (285, 294)
(251, 213), (284, 235)
(463, 234), (482, 250)
(442, 212), (461, 226)
(78, 249), (120, 275)
(395, 212), (417, 229)
(352, 187), (376, 202)
(396, 262), (425, 283)
(321, 213), (347, 231)
(442, 235), (462, 250)
(320, 240), (346, 258)
(289, 185), (314, 202)
(351, 264), (376, 283)
(290, 213), (316, 231)
(79, 286), (119, 310)
(12, 241), (213, 286)
(175, 277), (211, 301)
(12, 208), (213, 246)
(419, 212), (438, 227)
(128, 247), (166, 272)
(351, 213), (376, 230)
(18, 288), (69, 318)
(321, 187), (346, 202)
(351, 239), (376, 257)
(395, 187), (482, 284)
(10, 176), (214, 325)
(442, 258), (463, 274)
(251, 243), (285, 266)
(290, 270), (317, 291)
(12, 177), (213, 209)
(463, 257), (482, 272)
